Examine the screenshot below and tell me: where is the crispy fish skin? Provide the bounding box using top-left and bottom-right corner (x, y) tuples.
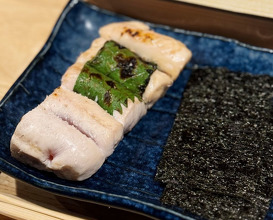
(10, 106), (105, 181)
(41, 87), (124, 157)
(99, 21), (192, 81)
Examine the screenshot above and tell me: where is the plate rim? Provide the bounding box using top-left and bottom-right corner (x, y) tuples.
(1, 0), (273, 219)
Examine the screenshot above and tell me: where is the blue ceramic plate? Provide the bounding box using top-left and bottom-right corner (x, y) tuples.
(1, 1), (273, 219)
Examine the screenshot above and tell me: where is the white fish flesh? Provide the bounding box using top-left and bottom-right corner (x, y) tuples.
(41, 87), (123, 156)
(10, 106), (105, 181)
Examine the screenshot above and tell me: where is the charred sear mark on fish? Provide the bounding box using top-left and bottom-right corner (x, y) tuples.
(131, 31), (139, 37)
(106, 80), (116, 89)
(104, 91), (112, 106)
(121, 28), (153, 42)
(121, 28), (140, 37)
(114, 53), (137, 79)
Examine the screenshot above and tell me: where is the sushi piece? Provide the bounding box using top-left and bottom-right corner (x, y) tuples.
(99, 21), (192, 80)
(10, 106), (105, 181)
(10, 21), (192, 181)
(41, 87), (124, 157)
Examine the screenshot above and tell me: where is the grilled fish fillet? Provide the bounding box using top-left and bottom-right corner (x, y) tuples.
(41, 87), (123, 156)
(10, 106), (105, 181)
(10, 21), (192, 181)
(99, 21), (192, 80)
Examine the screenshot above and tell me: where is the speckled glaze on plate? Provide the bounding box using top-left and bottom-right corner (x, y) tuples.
(0, 1), (273, 219)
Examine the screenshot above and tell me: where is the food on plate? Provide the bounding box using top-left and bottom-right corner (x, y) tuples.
(10, 21), (192, 181)
(10, 105), (105, 181)
(99, 21), (191, 80)
(155, 67), (273, 220)
(62, 38), (106, 91)
(62, 38), (174, 129)
(41, 87), (124, 157)
(85, 40), (157, 101)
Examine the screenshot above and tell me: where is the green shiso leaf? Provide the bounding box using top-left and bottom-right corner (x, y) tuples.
(90, 40), (157, 99)
(73, 63), (136, 115)
(73, 40), (157, 115)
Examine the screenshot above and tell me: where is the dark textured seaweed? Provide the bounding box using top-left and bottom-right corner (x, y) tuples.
(155, 67), (273, 220)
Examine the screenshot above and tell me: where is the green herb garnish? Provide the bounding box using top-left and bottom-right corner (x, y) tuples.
(73, 63), (136, 115)
(90, 41), (157, 99)
(73, 41), (157, 115)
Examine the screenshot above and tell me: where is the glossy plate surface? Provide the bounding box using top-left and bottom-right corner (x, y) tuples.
(1, 1), (273, 219)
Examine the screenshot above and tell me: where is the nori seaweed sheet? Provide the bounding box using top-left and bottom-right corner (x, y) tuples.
(155, 67), (273, 220)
